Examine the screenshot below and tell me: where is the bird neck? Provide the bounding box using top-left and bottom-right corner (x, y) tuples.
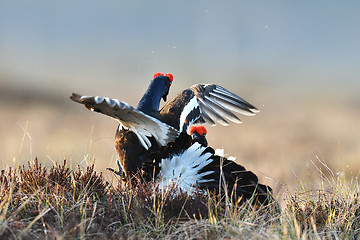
(137, 80), (164, 115)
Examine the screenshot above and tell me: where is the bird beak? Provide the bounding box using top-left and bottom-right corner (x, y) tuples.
(202, 134), (208, 146)
(162, 90), (169, 102)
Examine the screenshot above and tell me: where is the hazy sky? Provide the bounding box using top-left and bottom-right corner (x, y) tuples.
(1, 1), (359, 94)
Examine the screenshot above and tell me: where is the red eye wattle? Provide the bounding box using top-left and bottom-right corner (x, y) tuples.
(189, 125), (207, 136)
(153, 72), (164, 79)
(165, 73), (173, 83)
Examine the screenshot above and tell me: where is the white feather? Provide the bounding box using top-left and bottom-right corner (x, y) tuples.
(77, 94), (178, 150)
(158, 142), (215, 194)
(179, 96), (199, 132)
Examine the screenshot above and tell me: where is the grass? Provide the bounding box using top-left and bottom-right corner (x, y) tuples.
(0, 158), (359, 239)
(1, 90), (359, 239)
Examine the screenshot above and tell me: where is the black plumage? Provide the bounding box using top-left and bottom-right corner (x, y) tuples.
(71, 73), (259, 181)
(148, 130), (272, 205)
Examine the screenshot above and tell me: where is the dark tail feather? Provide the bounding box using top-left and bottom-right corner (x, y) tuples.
(199, 155), (272, 205)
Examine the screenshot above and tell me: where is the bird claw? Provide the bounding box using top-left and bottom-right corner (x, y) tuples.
(107, 159), (126, 180)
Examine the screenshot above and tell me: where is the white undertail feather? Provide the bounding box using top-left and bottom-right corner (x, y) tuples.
(158, 142), (215, 193)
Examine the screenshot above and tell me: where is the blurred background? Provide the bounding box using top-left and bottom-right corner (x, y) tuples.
(1, 1), (359, 196)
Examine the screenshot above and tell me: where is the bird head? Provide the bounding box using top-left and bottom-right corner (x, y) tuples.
(189, 125), (208, 147)
(153, 72), (173, 102)
(136, 72), (174, 113)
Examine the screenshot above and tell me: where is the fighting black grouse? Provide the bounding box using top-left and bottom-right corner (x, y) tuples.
(71, 72), (259, 180)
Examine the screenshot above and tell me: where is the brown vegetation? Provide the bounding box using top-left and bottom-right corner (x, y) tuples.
(0, 158), (359, 239)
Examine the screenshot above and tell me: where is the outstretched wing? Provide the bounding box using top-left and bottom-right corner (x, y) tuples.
(70, 93), (178, 150)
(160, 84), (259, 133)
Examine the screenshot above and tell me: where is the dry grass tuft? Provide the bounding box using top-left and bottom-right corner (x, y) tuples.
(0, 158), (359, 239)
(285, 188), (360, 239)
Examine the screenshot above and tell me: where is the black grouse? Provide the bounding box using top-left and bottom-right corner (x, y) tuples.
(71, 72), (259, 181)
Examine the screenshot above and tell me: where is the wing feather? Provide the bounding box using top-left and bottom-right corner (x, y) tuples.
(160, 83), (259, 131)
(189, 84), (259, 126)
(197, 97), (229, 126)
(71, 93), (178, 150)
(209, 91), (256, 116)
(203, 96), (242, 124)
(214, 86), (259, 112)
